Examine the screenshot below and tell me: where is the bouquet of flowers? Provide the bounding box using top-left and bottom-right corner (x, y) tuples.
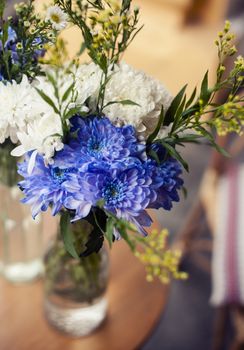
(1, 0), (244, 284)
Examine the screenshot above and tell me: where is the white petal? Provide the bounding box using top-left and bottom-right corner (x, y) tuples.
(27, 150), (38, 175)
(11, 145), (25, 157)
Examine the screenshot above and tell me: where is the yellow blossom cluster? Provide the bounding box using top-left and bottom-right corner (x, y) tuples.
(214, 97), (244, 136)
(234, 55), (244, 71)
(215, 21), (238, 81)
(86, 0), (139, 63)
(134, 229), (188, 284)
(40, 37), (69, 66)
(14, 1), (28, 12)
(215, 20), (237, 57)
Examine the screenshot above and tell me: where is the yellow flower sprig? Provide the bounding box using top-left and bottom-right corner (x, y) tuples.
(55, 0), (142, 69)
(40, 37), (69, 67)
(133, 229), (188, 284)
(215, 21), (237, 81)
(104, 211), (188, 285)
(213, 95), (244, 136)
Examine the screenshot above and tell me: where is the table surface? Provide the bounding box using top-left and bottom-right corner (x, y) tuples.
(0, 240), (167, 350)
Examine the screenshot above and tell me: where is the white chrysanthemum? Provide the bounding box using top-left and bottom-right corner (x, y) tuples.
(46, 6), (68, 31)
(11, 112), (63, 169)
(9, 66), (90, 165)
(0, 76), (38, 144)
(103, 62), (172, 137)
(75, 62), (103, 107)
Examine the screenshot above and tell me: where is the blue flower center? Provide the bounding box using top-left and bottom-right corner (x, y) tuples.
(87, 137), (106, 158)
(51, 167), (68, 184)
(102, 180), (126, 206)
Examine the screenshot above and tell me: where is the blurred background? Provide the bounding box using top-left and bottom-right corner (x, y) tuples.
(2, 0), (244, 349)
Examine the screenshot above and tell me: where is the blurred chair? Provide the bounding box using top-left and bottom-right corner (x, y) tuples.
(175, 115), (244, 350)
(174, 17), (244, 350)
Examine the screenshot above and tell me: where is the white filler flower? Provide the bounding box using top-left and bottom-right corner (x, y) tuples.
(46, 6), (68, 31)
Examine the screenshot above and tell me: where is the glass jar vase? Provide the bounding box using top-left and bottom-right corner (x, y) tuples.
(43, 219), (109, 337)
(0, 142), (44, 282)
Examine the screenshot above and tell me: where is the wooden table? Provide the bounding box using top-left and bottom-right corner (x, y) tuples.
(0, 240), (167, 350)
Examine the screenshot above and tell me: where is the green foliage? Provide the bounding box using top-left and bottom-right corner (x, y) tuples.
(145, 21), (244, 170)
(35, 66), (84, 135)
(102, 99), (140, 110)
(105, 217), (114, 247)
(104, 210), (136, 250)
(35, 87), (60, 114)
(0, 1), (58, 82)
(164, 85), (187, 127)
(0, 0), (5, 19)
(80, 208), (106, 256)
(147, 105), (165, 145)
(60, 211), (80, 258)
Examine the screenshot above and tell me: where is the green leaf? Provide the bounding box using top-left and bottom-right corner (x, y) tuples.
(0, 0), (6, 18)
(147, 148), (160, 164)
(62, 82), (75, 103)
(122, 0), (131, 12)
(186, 87), (197, 108)
(103, 99), (140, 109)
(182, 186), (188, 199)
(194, 125), (229, 156)
(182, 105), (199, 119)
(117, 221), (135, 251)
(77, 42), (86, 56)
(160, 141), (189, 171)
(195, 125), (214, 142)
(200, 71), (208, 96)
(213, 142), (230, 157)
(80, 208), (106, 257)
(105, 217), (114, 248)
(35, 88), (59, 114)
(99, 54), (108, 73)
(147, 105), (165, 144)
(60, 212), (79, 259)
(2, 22), (9, 46)
(164, 85), (187, 126)
(200, 71), (211, 103)
(80, 227), (104, 257)
(64, 107), (84, 120)
(172, 95), (186, 132)
(174, 134), (202, 144)
(10, 64), (19, 76)
(46, 73), (59, 101)
(81, 22), (93, 46)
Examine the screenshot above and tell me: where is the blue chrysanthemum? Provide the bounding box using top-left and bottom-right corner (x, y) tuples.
(55, 116), (145, 170)
(18, 154), (78, 218)
(147, 159), (184, 210)
(63, 157), (183, 235)
(64, 163), (154, 235)
(18, 116), (184, 235)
